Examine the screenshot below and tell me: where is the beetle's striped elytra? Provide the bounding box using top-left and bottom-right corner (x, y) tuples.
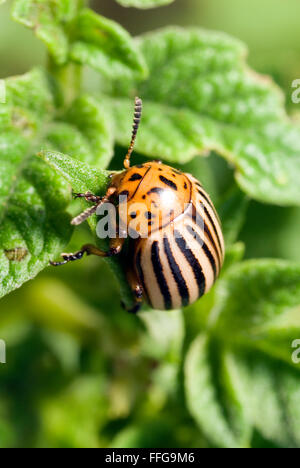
(51, 97), (224, 312)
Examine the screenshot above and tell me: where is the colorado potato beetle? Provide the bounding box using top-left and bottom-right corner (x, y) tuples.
(51, 98), (225, 312)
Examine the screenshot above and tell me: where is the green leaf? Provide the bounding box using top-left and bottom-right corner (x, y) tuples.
(116, 0), (175, 8)
(211, 259), (300, 338)
(139, 309), (184, 361)
(40, 376), (108, 448)
(104, 97), (200, 164)
(39, 150), (110, 196)
(184, 255), (300, 447)
(0, 400), (14, 448)
(219, 350), (252, 445)
(222, 242), (245, 272)
(0, 69), (72, 299)
(40, 150), (136, 310)
(218, 188), (249, 246)
(0, 68), (117, 299)
(104, 27), (300, 206)
(70, 8), (147, 79)
(24, 277), (103, 338)
(238, 353), (300, 447)
(185, 333), (300, 447)
(12, 0), (80, 65)
(183, 243), (245, 345)
(110, 420), (176, 448)
(39, 150), (110, 237)
(185, 334), (248, 448)
(46, 95), (115, 168)
(179, 156), (218, 202)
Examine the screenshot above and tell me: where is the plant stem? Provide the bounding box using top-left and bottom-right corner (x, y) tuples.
(48, 57), (82, 108)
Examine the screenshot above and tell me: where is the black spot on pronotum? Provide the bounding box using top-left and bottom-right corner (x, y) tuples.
(5, 247), (28, 262)
(159, 175), (178, 191)
(130, 212), (137, 219)
(144, 211), (153, 220)
(119, 190), (129, 202)
(129, 173), (143, 182)
(184, 182), (188, 190)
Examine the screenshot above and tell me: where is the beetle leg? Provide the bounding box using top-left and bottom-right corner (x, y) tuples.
(71, 187), (117, 226)
(51, 233), (125, 267)
(50, 249), (86, 266)
(73, 192), (102, 203)
(122, 265), (143, 313)
(50, 241), (123, 267)
(109, 237), (125, 256)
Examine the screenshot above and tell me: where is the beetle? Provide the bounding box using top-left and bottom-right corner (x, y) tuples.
(51, 97), (224, 312)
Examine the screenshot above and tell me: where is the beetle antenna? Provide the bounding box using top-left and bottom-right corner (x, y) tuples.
(71, 204), (99, 226)
(71, 187), (117, 226)
(123, 97), (142, 169)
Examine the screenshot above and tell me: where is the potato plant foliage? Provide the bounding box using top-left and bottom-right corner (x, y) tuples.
(1, 0), (300, 448)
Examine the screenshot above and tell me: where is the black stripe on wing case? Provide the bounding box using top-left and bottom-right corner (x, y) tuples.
(151, 241), (172, 310)
(202, 205), (223, 255)
(186, 225), (217, 280)
(188, 205), (221, 268)
(197, 187), (220, 221)
(174, 231), (206, 297)
(136, 250), (150, 306)
(163, 235), (190, 307)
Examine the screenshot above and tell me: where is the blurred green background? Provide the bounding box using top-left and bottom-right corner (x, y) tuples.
(1, 0), (300, 448)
